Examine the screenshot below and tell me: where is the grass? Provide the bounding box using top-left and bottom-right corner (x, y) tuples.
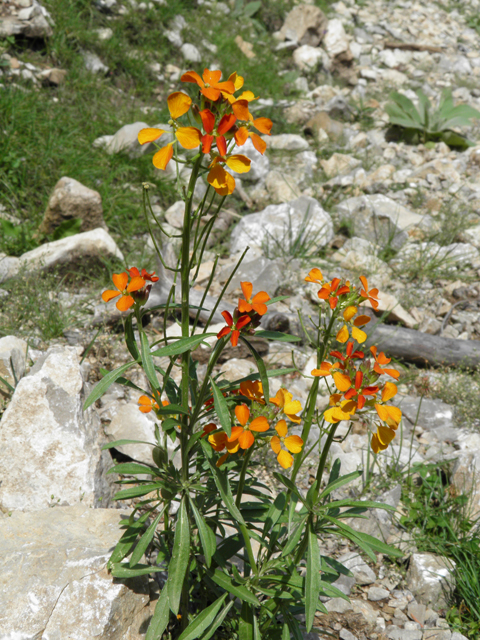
(395, 461), (480, 639)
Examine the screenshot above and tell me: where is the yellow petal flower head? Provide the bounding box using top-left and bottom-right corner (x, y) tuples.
(269, 388), (302, 424)
(270, 419), (303, 469)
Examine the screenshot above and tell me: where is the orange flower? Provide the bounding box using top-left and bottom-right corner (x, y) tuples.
(324, 396), (357, 423)
(234, 116), (273, 155)
(359, 276), (379, 310)
(217, 310), (251, 347)
(238, 281), (270, 316)
(269, 388), (302, 424)
(138, 395), (160, 413)
(270, 419), (303, 469)
(207, 154), (251, 195)
(128, 267), (159, 282)
(202, 422), (217, 438)
(336, 310), (371, 345)
(311, 361), (333, 377)
(318, 278), (350, 310)
(230, 404), (269, 449)
(181, 68), (236, 101)
(371, 425), (396, 453)
(374, 382), (402, 429)
(240, 380), (265, 404)
(370, 346), (400, 380)
(102, 272), (145, 311)
(305, 268), (323, 284)
(198, 110), (237, 155)
(330, 341), (365, 363)
(138, 91), (202, 171)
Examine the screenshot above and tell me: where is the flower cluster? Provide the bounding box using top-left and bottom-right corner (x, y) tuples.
(217, 281), (270, 347)
(138, 68), (272, 195)
(207, 381), (304, 469)
(102, 268), (159, 311)
(306, 269), (402, 453)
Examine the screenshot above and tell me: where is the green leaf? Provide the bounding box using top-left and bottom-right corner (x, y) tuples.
(200, 439), (246, 525)
(200, 600), (235, 640)
(255, 330), (301, 343)
(263, 491), (286, 537)
(110, 562), (166, 577)
(440, 130), (473, 149)
(109, 510), (153, 565)
(108, 462), (157, 476)
(0, 374), (14, 393)
(125, 314), (140, 361)
(177, 593), (228, 640)
(140, 330), (160, 390)
(209, 570), (260, 606)
(190, 498), (216, 567)
(114, 483), (162, 500)
(51, 217), (82, 240)
(416, 89), (431, 129)
(102, 438), (153, 450)
(239, 336), (269, 401)
(130, 507), (165, 567)
(305, 523), (320, 632)
(239, 601), (254, 640)
(317, 470), (362, 502)
(282, 515), (308, 557)
(324, 517), (404, 559)
(244, 0), (261, 17)
(167, 495), (191, 615)
(146, 586), (170, 640)
(282, 622), (290, 640)
(83, 361), (137, 409)
(150, 334), (215, 357)
(388, 91), (423, 126)
(210, 377), (232, 438)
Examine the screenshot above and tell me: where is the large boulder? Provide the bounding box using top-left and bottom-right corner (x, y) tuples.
(406, 553), (455, 609)
(336, 194), (431, 250)
(230, 196), (333, 255)
(0, 504), (151, 639)
(0, 253), (21, 284)
(19, 227), (124, 275)
(0, 0), (54, 39)
(38, 176), (108, 236)
(0, 346), (116, 511)
(278, 4), (328, 47)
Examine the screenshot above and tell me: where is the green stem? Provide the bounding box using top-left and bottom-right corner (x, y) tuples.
(315, 422), (338, 490)
(239, 522), (258, 576)
(180, 155), (203, 480)
(235, 447), (254, 508)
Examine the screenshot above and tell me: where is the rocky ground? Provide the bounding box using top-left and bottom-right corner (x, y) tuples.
(2, 0), (480, 638)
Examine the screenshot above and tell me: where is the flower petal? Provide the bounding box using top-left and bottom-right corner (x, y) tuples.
(284, 399), (302, 416)
(250, 132), (267, 155)
(336, 325), (349, 344)
(377, 425), (396, 447)
(239, 429), (255, 449)
(235, 126), (249, 147)
(232, 100), (252, 121)
(181, 70), (204, 87)
(354, 315), (371, 327)
(343, 306), (357, 322)
(333, 372), (352, 392)
(207, 164), (228, 189)
(228, 426), (244, 442)
(217, 114), (237, 135)
(112, 272), (129, 291)
(352, 326), (367, 344)
(235, 404), (250, 426)
(216, 135), (227, 157)
(127, 276), (146, 293)
(202, 134), (214, 154)
(226, 154), (251, 174)
(305, 268), (323, 283)
(176, 127), (202, 149)
(284, 435), (303, 454)
(199, 108), (216, 134)
(277, 449), (293, 469)
(102, 289), (121, 302)
(116, 295), (134, 311)
(168, 92), (192, 119)
(138, 128), (165, 145)
(275, 419), (288, 438)
(382, 381), (398, 402)
(270, 435), (281, 455)
(250, 416), (269, 432)
(203, 68), (222, 85)
(241, 281), (253, 301)
(253, 117), (273, 134)
(153, 143), (174, 170)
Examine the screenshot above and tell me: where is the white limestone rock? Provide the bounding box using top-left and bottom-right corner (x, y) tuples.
(0, 504), (150, 639)
(406, 553), (455, 609)
(19, 228), (124, 274)
(230, 196), (333, 255)
(0, 335), (28, 389)
(0, 346), (116, 511)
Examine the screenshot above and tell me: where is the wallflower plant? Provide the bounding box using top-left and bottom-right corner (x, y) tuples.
(86, 69), (403, 639)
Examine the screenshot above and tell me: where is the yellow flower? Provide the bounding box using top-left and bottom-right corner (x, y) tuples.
(269, 388), (302, 424)
(270, 420), (303, 469)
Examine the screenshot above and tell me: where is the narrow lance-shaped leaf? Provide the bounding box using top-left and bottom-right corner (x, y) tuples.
(190, 498), (216, 567)
(167, 495), (191, 615)
(84, 361), (137, 409)
(150, 334), (215, 357)
(201, 600), (235, 640)
(305, 522), (321, 632)
(177, 593), (227, 640)
(146, 585), (170, 640)
(210, 376), (232, 438)
(130, 506), (166, 567)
